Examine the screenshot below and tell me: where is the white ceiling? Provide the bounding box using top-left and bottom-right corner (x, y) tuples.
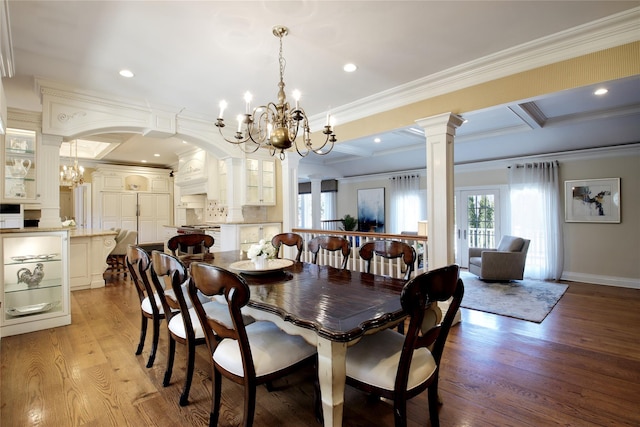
(3, 1), (639, 177)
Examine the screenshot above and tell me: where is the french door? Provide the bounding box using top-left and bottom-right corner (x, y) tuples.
(455, 188), (502, 268)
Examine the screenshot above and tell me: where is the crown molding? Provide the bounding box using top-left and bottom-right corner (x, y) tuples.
(311, 6), (640, 129)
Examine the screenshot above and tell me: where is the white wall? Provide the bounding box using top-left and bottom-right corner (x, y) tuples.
(334, 148), (640, 288)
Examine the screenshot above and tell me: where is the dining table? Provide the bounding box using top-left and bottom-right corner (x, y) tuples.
(187, 250), (408, 427)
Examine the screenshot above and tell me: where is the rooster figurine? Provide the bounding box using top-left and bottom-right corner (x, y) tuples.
(17, 263), (45, 287)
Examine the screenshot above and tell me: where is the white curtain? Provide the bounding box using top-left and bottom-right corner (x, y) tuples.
(390, 174), (424, 233)
(321, 191), (336, 221)
(508, 161), (563, 280)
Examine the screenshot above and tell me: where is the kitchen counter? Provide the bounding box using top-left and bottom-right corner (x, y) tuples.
(69, 229), (117, 291)
(1, 226), (72, 233)
(70, 228), (118, 238)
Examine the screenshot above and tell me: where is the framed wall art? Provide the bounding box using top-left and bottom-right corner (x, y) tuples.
(357, 187), (385, 232)
(564, 178), (620, 223)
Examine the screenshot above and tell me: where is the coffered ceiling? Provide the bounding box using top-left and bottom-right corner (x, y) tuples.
(2, 1), (639, 177)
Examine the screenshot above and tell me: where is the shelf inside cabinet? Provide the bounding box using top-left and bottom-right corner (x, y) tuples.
(6, 301), (61, 317)
(4, 279), (63, 293)
(6, 255), (60, 265)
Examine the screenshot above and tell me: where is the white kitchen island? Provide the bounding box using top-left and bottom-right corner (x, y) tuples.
(69, 228), (117, 291)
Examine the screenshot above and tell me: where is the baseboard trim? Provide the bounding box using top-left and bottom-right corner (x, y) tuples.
(561, 271), (639, 289)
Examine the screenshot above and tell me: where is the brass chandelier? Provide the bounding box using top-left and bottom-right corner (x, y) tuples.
(60, 140), (84, 189)
(215, 25), (336, 160)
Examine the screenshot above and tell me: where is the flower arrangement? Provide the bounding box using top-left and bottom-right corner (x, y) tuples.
(247, 239), (276, 260)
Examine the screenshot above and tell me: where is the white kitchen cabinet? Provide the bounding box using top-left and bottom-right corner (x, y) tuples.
(99, 191), (170, 244)
(1, 229), (71, 337)
(2, 128), (38, 202)
(220, 222), (281, 252)
(92, 165), (173, 244)
(243, 157), (275, 206)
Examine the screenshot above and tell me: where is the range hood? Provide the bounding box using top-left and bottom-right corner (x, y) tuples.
(178, 178), (208, 196)
(179, 194), (206, 209)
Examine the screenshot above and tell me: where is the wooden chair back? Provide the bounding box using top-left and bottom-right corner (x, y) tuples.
(125, 245), (164, 367)
(188, 263), (250, 364)
(271, 232), (304, 262)
(149, 250), (188, 322)
(126, 245), (153, 305)
(307, 235), (351, 269)
(401, 264), (463, 368)
(359, 240), (416, 280)
(167, 233), (214, 256)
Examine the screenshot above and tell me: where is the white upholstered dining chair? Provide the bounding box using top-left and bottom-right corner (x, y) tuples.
(345, 264), (463, 427)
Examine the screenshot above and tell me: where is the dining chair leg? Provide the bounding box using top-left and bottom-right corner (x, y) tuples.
(147, 316), (161, 368)
(428, 380), (441, 427)
(136, 315), (147, 355)
(243, 384), (257, 427)
(210, 370), (222, 427)
(179, 340), (196, 406)
(163, 336), (176, 387)
(393, 396), (408, 427)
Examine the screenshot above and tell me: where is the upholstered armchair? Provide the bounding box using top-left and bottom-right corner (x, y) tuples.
(468, 235), (530, 281)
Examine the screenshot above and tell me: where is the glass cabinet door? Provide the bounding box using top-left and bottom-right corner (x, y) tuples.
(2, 231), (69, 334)
(4, 128), (37, 201)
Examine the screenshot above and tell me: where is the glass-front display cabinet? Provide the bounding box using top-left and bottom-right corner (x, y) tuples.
(3, 128), (37, 201)
(1, 230), (70, 337)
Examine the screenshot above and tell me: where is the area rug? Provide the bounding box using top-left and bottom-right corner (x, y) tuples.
(459, 271), (568, 323)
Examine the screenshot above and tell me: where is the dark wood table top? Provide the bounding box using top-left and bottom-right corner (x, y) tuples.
(190, 251), (407, 342)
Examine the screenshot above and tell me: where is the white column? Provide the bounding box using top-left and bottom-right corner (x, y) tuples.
(415, 113), (464, 270)
(310, 175), (322, 230)
(39, 134), (64, 228)
(281, 154), (300, 232)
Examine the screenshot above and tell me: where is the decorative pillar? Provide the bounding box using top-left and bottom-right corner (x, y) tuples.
(310, 174), (323, 230)
(415, 113), (464, 270)
(281, 154), (300, 232)
(39, 133), (64, 228)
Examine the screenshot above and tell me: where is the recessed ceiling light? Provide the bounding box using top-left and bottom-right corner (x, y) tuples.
(343, 63), (357, 73)
(594, 88), (608, 96)
(119, 69), (134, 78)
(141, 160), (147, 163)
(374, 137), (381, 143)
(154, 153), (160, 157)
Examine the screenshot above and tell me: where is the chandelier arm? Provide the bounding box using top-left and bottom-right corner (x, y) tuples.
(215, 119), (252, 145)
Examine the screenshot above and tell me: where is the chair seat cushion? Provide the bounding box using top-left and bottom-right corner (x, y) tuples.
(213, 321), (315, 377)
(168, 301), (233, 339)
(346, 328), (436, 391)
(141, 293), (174, 315)
(168, 300), (254, 340)
(469, 256), (482, 267)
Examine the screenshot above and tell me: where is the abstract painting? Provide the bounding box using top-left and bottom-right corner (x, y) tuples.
(565, 178), (620, 223)
(357, 188), (385, 232)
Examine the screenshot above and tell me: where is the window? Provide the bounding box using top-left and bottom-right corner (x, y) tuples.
(298, 180), (337, 228)
(389, 175), (424, 233)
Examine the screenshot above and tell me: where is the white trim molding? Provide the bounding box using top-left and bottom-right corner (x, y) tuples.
(561, 271), (640, 289)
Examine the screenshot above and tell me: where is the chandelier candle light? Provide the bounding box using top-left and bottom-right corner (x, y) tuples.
(215, 25), (337, 160)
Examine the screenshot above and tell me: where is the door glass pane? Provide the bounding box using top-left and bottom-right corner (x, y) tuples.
(467, 194), (496, 248)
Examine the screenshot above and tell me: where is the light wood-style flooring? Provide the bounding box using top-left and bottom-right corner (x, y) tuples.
(2, 273), (639, 426)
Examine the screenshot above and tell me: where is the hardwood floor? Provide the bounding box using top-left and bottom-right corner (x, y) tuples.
(2, 274), (639, 426)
